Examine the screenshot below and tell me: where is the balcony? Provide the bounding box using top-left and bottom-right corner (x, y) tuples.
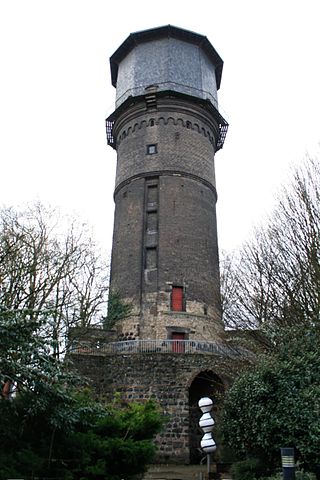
(70, 339), (243, 357)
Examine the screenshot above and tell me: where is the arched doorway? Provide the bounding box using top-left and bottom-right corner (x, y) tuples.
(188, 370), (224, 464)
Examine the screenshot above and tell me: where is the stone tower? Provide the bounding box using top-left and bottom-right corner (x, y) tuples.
(71, 25), (233, 466)
(106, 25), (228, 345)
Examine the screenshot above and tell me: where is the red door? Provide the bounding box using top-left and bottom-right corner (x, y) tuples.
(172, 332), (185, 353)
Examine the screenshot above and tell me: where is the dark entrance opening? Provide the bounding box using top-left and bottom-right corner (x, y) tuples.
(188, 371), (224, 464)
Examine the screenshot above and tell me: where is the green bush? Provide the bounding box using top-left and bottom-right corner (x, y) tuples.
(295, 471), (316, 480)
(230, 458), (264, 480)
(263, 470), (316, 480)
(261, 473), (282, 480)
(221, 327), (320, 471)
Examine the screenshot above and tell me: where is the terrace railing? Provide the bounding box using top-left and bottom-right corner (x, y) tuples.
(70, 339), (243, 357)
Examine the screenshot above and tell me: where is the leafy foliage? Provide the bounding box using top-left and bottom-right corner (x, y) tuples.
(103, 290), (132, 330)
(0, 308), (80, 399)
(64, 399), (163, 480)
(221, 325), (320, 473)
(230, 457), (265, 480)
(219, 156), (320, 477)
(0, 388), (162, 479)
(0, 309), (163, 480)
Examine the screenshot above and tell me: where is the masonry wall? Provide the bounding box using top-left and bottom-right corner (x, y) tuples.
(70, 352), (231, 464)
(110, 94), (224, 341)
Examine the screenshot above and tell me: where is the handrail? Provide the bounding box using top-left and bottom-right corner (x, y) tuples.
(70, 339), (243, 357)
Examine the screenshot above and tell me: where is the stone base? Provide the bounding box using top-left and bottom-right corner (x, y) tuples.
(69, 351), (236, 464)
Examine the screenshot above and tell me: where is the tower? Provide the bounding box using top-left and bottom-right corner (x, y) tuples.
(71, 25), (232, 467)
(106, 25), (228, 344)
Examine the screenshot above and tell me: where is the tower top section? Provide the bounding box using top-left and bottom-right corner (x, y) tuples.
(109, 25), (224, 110)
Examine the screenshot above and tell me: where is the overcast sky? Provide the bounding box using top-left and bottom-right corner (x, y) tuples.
(1, 0), (319, 256)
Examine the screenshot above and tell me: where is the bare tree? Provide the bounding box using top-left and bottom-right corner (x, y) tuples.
(221, 155), (320, 348)
(0, 203), (109, 357)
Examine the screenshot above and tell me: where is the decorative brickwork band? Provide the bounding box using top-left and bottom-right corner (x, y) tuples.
(117, 116), (216, 146)
(114, 171), (218, 200)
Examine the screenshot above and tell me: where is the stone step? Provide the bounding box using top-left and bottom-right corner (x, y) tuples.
(144, 464), (232, 480)
(144, 464), (205, 480)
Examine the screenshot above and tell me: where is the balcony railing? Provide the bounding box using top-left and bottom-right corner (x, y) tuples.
(70, 339), (243, 357)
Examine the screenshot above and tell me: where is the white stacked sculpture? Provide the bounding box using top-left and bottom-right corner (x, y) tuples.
(199, 397), (216, 477)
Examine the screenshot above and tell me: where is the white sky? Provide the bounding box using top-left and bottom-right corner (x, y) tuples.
(1, 0), (320, 257)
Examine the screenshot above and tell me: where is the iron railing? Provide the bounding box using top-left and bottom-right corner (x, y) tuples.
(70, 339), (243, 357)
(106, 120), (115, 148)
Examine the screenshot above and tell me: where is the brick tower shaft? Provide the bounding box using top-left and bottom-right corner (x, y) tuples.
(106, 25), (228, 344)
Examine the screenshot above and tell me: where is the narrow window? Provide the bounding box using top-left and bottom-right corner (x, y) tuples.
(147, 144), (157, 155)
(146, 211), (157, 233)
(147, 184), (158, 204)
(171, 286), (184, 311)
(145, 247), (157, 269)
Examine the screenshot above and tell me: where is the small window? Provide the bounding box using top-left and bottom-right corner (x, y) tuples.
(147, 144), (157, 155)
(171, 286), (185, 312)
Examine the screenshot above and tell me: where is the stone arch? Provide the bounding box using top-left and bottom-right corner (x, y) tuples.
(166, 116), (175, 126)
(188, 370), (224, 464)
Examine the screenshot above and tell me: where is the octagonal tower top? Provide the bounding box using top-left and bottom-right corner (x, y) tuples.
(109, 25), (224, 110)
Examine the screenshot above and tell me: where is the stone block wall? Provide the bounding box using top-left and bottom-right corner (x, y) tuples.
(69, 351), (231, 464)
